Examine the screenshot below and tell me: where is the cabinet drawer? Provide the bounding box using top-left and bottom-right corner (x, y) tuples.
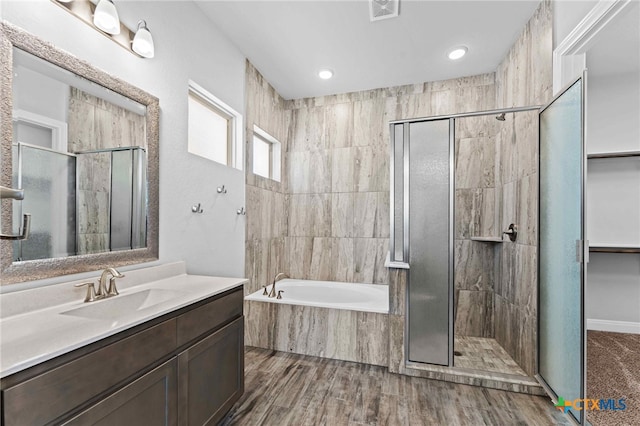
(177, 289), (242, 346)
(2, 319), (176, 426)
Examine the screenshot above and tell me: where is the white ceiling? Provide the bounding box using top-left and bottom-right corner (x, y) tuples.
(196, 0), (541, 100)
(587, 0), (639, 77)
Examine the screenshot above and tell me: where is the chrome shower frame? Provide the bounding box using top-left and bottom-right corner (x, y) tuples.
(389, 104), (541, 368)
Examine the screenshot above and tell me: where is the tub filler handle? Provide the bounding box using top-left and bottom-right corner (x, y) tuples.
(277, 290), (284, 300)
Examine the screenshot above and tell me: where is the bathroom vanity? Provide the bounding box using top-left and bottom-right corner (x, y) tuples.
(0, 264), (246, 426)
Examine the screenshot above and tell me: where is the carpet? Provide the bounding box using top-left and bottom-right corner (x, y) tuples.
(587, 331), (640, 426)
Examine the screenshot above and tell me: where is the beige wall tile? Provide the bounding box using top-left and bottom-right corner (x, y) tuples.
(325, 102), (353, 148)
(330, 238), (354, 282)
(289, 194), (332, 237)
(332, 193), (354, 237)
(354, 238), (389, 284)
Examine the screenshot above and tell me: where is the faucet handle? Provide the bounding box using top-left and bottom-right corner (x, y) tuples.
(75, 282), (98, 303)
(277, 290), (284, 300)
(262, 286), (269, 296)
(107, 277), (120, 296)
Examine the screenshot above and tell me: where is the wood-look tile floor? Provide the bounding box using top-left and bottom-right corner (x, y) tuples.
(223, 347), (569, 426)
(454, 336), (528, 377)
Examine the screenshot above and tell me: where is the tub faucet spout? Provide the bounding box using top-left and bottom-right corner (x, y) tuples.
(268, 272), (288, 298)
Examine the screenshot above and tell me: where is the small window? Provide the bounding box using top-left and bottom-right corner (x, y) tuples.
(187, 82), (242, 169)
(252, 126), (281, 181)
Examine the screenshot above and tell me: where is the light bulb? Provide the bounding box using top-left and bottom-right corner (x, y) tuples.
(318, 69), (333, 80)
(93, 0), (120, 35)
(132, 20), (155, 58)
(448, 46), (468, 60)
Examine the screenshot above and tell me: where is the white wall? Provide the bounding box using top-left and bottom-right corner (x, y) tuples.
(587, 72), (640, 153)
(555, 0), (640, 330)
(585, 70), (640, 328)
(1, 0), (247, 287)
(552, 0), (599, 48)
(587, 254), (640, 329)
(13, 65), (69, 124)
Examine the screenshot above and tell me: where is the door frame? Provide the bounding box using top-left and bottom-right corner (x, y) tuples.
(553, 0), (632, 94)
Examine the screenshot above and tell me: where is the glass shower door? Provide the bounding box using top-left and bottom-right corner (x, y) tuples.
(538, 76), (585, 424)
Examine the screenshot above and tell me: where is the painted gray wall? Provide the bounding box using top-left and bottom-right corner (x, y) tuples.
(1, 0), (246, 289)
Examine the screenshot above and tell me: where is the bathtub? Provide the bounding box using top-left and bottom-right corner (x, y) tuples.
(245, 279), (389, 313)
(244, 279), (390, 366)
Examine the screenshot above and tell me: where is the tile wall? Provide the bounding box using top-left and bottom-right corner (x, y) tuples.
(244, 62), (290, 295)
(494, 0), (553, 376)
(454, 115), (498, 338)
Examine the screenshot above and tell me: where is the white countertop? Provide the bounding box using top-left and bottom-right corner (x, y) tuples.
(0, 264), (246, 378)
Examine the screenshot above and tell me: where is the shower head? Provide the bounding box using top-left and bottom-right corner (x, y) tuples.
(496, 113), (506, 121)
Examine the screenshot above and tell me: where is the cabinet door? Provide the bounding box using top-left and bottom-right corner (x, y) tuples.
(178, 317), (244, 426)
(63, 359), (177, 426)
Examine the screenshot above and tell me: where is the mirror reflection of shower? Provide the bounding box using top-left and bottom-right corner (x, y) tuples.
(12, 143), (147, 261)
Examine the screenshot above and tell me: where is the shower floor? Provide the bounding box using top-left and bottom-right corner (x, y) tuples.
(454, 336), (528, 377)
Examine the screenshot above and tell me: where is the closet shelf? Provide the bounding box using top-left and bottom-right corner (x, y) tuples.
(470, 237), (504, 243)
(587, 150), (640, 159)
(589, 244), (640, 253)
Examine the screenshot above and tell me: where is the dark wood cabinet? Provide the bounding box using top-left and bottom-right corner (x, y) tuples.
(1, 286), (244, 426)
(63, 359), (178, 426)
(178, 317), (244, 426)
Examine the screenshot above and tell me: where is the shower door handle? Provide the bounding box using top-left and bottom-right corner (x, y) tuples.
(0, 213), (31, 240)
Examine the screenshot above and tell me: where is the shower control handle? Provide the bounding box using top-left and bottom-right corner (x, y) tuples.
(503, 224), (517, 242)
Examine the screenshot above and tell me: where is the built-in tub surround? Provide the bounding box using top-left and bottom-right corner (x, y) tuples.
(245, 279), (389, 366)
(0, 261), (247, 377)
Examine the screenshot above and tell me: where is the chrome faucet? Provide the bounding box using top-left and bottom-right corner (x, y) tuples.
(268, 272), (288, 298)
(99, 267), (125, 297)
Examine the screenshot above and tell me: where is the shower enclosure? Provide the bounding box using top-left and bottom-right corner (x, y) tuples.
(391, 76), (586, 423)
(11, 143), (147, 261)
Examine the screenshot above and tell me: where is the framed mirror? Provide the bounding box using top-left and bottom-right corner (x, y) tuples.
(0, 22), (159, 285)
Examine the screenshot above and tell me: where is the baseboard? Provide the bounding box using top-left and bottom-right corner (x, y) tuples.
(587, 319), (640, 334)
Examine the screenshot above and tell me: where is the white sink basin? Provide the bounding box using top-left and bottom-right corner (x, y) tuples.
(60, 289), (185, 320)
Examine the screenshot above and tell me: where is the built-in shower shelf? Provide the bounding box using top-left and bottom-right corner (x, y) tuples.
(470, 237), (504, 243)
(589, 244), (640, 253)
(587, 150), (640, 159)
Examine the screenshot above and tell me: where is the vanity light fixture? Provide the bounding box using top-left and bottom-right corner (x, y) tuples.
(447, 46), (468, 60)
(132, 20), (155, 58)
(318, 69), (334, 80)
(93, 0), (120, 35)
(51, 0), (154, 59)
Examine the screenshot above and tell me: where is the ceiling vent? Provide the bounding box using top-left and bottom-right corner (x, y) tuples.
(369, 0), (399, 22)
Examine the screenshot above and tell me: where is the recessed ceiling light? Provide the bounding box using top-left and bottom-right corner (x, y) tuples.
(318, 69), (334, 80)
(448, 46), (468, 60)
